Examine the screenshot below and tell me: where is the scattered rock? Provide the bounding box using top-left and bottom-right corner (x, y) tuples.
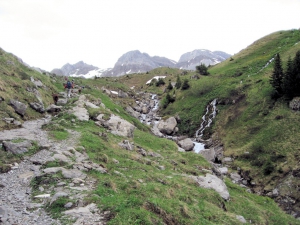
(236, 215), (247, 223)
(157, 117), (177, 135)
(119, 140), (134, 150)
(199, 148), (215, 161)
(3, 140), (32, 154)
(191, 174), (230, 200)
(30, 102), (45, 113)
(289, 97), (300, 110)
(9, 99), (27, 116)
(178, 138), (195, 151)
(46, 104), (62, 113)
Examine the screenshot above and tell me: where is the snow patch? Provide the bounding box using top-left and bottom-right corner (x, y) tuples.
(146, 76), (166, 84)
(70, 68), (111, 79)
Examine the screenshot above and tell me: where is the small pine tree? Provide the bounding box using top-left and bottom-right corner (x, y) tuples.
(282, 57), (296, 99)
(270, 53), (284, 97)
(175, 75), (182, 89)
(181, 79), (190, 90)
(196, 63), (209, 75)
(293, 50), (300, 96)
(156, 78), (165, 86)
(167, 81), (173, 91)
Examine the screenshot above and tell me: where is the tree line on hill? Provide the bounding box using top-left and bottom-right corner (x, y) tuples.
(270, 50), (300, 100)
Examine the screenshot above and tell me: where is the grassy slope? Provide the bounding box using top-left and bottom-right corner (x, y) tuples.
(1, 29), (300, 224)
(117, 29), (300, 214)
(209, 30), (300, 189)
(48, 80), (299, 224)
(0, 47), (62, 129)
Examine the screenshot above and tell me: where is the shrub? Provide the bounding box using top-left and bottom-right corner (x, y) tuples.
(263, 160), (275, 175)
(181, 79), (190, 90)
(196, 63), (209, 75)
(156, 78), (165, 86)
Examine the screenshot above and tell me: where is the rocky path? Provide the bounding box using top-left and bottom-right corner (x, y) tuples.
(0, 114), (107, 224)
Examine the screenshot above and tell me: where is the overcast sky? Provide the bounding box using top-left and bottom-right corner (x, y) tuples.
(0, 0), (299, 71)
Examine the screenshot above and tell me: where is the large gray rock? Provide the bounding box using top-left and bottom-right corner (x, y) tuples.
(71, 95), (89, 121)
(191, 174), (230, 200)
(62, 169), (87, 179)
(30, 102), (45, 113)
(126, 106), (140, 119)
(105, 114), (135, 138)
(178, 138), (194, 151)
(199, 148), (215, 161)
(57, 98), (68, 105)
(118, 90), (128, 98)
(9, 99), (27, 116)
(157, 117), (177, 135)
(72, 106), (89, 121)
(151, 124), (164, 137)
(85, 101), (99, 109)
(46, 104), (62, 113)
(3, 140), (32, 154)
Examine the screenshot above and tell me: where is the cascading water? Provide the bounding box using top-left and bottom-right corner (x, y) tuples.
(138, 94), (160, 125)
(193, 99), (217, 153)
(137, 94), (217, 154)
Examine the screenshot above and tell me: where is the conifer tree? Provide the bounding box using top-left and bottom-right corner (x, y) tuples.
(293, 50), (300, 96)
(175, 75), (182, 89)
(270, 53), (284, 97)
(181, 79), (190, 90)
(196, 63), (209, 75)
(282, 57), (295, 99)
(167, 81), (173, 91)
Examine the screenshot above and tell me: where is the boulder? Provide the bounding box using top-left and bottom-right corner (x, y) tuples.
(30, 102), (45, 113)
(57, 98), (68, 105)
(119, 140), (134, 150)
(230, 172), (242, 183)
(219, 167), (228, 175)
(105, 114), (135, 138)
(71, 106), (89, 121)
(3, 140), (32, 154)
(118, 90), (128, 98)
(151, 124), (164, 137)
(157, 117), (177, 135)
(46, 104), (62, 113)
(199, 148), (215, 161)
(85, 101), (99, 109)
(236, 215), (247, 223)
(126, 106), (140, 119)
(191, 173), (230, 200)
(289, 97), (300, 110)
(178, 138), (194, 151)
(9, 99), (27, 116)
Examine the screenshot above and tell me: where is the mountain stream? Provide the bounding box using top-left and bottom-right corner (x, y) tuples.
(139, 94), (217, 154)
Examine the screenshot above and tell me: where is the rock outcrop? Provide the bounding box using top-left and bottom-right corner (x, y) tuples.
(191, 174), (230, 200)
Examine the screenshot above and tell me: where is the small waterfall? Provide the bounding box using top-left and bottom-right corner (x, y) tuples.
(195, 99), (217, 137)
(139, 94), (159, 125)
(136, 94), (217, 154)
(193, 99), (217, 153)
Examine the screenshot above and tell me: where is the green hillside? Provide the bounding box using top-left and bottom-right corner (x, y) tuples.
(118, 29), (300, 216)
(1, 29), (300, 224)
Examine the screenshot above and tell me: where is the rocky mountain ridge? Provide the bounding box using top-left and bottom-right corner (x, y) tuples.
(52, 49), (231, 78)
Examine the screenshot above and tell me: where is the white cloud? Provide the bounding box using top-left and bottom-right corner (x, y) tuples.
(0, 0), (299, 71)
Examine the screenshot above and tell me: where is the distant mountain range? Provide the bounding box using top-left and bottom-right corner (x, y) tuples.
(51, 49), (231, 78)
